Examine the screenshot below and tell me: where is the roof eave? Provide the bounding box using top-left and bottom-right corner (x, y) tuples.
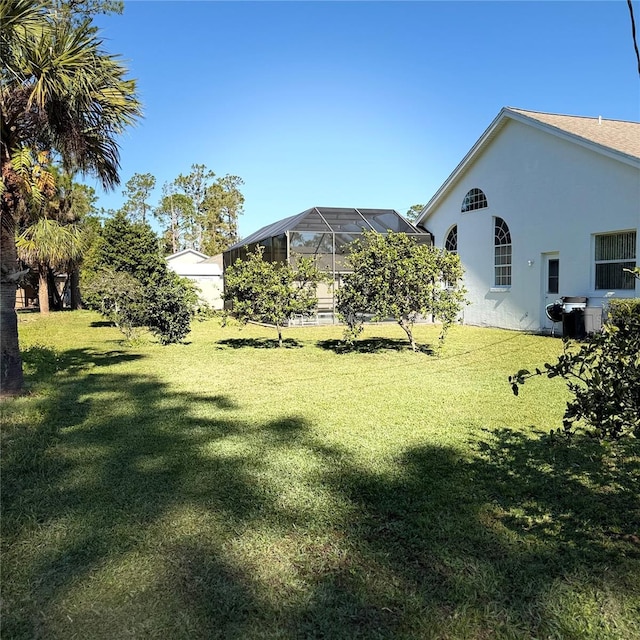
(416, 108), (640, 227)
(416, 107), (510, 227)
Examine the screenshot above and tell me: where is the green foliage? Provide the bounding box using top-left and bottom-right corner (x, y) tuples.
(153, 190), (195, 255)
(224, 246), (324, 346)
(81, 268), (146, 340)
(98, 211), (165, 285)
(202, 173), (245, 254)
(336, 231), (467, 351)
(143, 271), (199, 344)
(606, 296), (640, 324)
(510, 298), (640, 440)
(83, 214), (196, 343)
(16, 217), (83, 270)
(405, 203), (424, 223)
(170, 164), (245, 255)
(120, 172), (156, 224)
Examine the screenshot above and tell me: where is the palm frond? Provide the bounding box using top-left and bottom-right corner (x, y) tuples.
(16, 216), (83, 268)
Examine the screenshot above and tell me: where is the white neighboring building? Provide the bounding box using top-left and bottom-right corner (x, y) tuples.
(416, 107), (639, 334)
(166, 249), (224, 309)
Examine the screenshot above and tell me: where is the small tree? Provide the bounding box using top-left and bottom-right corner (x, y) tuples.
(144, 271), (199, 344)
(336, 231), (467, 351)
(224, 246), (324, 346)
(510, 295), (640, 440)
(82, 268), (146, 341)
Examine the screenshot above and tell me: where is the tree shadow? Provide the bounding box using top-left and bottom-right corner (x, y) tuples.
(2, 347), (319, 638)
(3, 345), (639, 639)
(317, 337), (434, 354)
(90, 320), (114, 328)
(217, 337), (303, 349)
(306, 431), (640, 637)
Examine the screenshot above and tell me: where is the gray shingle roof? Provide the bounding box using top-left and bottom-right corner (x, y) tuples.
(507, 108), (640, 160)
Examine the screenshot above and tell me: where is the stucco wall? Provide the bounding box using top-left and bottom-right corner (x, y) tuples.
(187, 276), (224, 310)
(166, 251), (224, 309)
(424, 119), (639, 332)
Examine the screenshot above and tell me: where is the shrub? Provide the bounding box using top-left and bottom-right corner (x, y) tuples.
(144, 272), (199, 344)
(510, 298), (640, 440)
(82, 268), (146, 340)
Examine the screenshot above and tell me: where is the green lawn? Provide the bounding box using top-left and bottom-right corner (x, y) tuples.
(2, 311), (639, 639)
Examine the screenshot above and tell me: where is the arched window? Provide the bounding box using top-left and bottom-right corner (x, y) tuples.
(445, 225), (458, 253)
(461, 188), (488, 212)
(494, 217), (511, 287)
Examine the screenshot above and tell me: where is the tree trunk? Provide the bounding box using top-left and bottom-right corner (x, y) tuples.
(70, 267), (83, 309)
(38, 267), (50, 314)
(277, 324), (283, 347)
(399, 318), (417, 352)
(0, 211), (24, 396)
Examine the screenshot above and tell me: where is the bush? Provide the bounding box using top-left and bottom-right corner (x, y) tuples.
(510, 298), (640, 440)
(82, 268), (146, 340)
(144, 272), (199, 344)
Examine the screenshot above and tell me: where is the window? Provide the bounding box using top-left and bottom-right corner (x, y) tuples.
(547, 258), (559, 294)
(461, 188), (488, 212)
(445, 225), (458, 253)
(494, 217), (512, 287)
(595, 231), (637, 290)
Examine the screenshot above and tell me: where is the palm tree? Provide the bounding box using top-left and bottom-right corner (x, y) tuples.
(17, 217), (83, 314)
(1, 0), (141, 395)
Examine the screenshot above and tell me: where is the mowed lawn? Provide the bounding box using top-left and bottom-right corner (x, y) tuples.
(2, 311), (639, 640)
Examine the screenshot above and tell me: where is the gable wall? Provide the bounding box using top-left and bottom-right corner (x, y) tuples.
(166, 251), (208, 266)
(425, 119), (639, 331)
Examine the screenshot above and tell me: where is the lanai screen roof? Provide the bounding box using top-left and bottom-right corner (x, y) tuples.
(227, 207), (423, 251)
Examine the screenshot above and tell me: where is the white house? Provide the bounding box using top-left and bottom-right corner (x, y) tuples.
(415, 107), (639, 334)
(166, 249), (224, 309)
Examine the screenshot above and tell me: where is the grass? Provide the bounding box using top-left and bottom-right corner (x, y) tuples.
(2, 311), (639, 639)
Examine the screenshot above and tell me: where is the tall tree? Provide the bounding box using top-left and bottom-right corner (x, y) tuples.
(121, 172), (155, 224)
(173, 164), (216, 251)
(0, 0), (141, 395)
(97, 210), (164, 285)
(28, 165), (98, 310)
(171, 165), (245, 255)
(405, 204), (425, 223)
(203, 174), (244, 254)
(153, 185), (194, 254)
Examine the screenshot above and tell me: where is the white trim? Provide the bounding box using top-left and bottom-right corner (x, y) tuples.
(416, 108), (640, 228)
(166, 249), (210, 262)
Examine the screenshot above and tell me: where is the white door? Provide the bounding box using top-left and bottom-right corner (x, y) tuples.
(541, 253), (560, 333)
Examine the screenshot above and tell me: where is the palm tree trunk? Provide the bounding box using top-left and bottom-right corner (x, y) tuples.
(1, 211), (24, 396)
(38, 266), (50, 314)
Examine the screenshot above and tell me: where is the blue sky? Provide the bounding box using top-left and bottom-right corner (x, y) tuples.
(88, 1), (640, 239)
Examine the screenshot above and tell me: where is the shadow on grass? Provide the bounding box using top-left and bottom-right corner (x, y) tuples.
(2, 346), (639, 638)
(90, 320), (114, 328)
(217, 337), (303, 349)
(317, 337), (435, 355)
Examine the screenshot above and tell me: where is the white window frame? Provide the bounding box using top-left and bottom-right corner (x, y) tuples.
(594, 230), (637, 291)
(494, 217), (512, 288)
